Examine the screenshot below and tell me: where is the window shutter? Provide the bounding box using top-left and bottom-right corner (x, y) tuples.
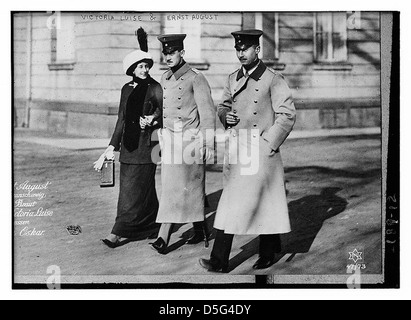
(314, 12), (348, 63)
(332, 13), (348, 62)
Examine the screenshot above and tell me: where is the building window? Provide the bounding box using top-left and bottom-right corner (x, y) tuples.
(48, 12), (76, 71)
(242, 12), (284, 70)
(313, 12), (348, 64)
(160, 14), (209, 70)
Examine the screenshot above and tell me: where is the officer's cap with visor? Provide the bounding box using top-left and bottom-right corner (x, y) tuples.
(231, 29), (263, 51)
(157, 34), (187, 54)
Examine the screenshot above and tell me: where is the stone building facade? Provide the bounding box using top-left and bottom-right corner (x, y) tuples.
(13, 11), (381, 137)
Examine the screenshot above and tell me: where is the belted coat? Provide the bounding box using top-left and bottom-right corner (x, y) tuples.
(156, 62), (216, 224)
(214, 61), (296, 235)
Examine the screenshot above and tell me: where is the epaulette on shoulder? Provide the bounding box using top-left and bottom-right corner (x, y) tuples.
(191, 68), (200, 75)
(267, 67), (285, 79)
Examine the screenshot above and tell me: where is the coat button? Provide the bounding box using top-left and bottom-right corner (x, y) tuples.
(163, 97), (166, 99)
(255, 88), (259, 91)
(163, 116), (166, 118)
(164, 87), (167, 90)
(178, 97), (181, 100)
(178, 116), (182, 119)
(254, 111), (257, 115)
(233, 99), (236, 103)
(233, 133), (237, 137)
(181, 78), (184, 80)
(254, 100), (258, 103)
(178, 107), (181, 110)
(253, 124), (257, 127)
(179, 87), (182, 90)
(253, 134), (257, 138)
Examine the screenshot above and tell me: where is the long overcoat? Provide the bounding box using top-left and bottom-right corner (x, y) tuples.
(214, 61), (296, 235)
(156, 62), (216, 224)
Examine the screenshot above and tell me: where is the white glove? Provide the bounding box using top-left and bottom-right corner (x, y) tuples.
(140, 116), (147, 129)
(145, 115), (154, 126)
(105, 145), (115, 160)
(93, 145), (115, 172)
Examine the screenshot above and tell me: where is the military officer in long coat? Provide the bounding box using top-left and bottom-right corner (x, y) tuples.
(149, 34), (216, 254)
(199, 30), (296, 272)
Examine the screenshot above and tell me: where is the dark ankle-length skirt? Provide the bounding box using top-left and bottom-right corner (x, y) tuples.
(111, 163), (159, 238)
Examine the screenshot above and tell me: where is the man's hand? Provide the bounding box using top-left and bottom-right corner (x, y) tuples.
(226, 111), (240, 127)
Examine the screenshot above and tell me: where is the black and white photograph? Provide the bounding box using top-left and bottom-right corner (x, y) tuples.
(10, 8), (400, 291)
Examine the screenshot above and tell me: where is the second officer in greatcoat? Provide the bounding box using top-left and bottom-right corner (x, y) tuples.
(200, 29), (296, 272)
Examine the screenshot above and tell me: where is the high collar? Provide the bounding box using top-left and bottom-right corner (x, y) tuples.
(236, 60), (266, 81)
(128, 75), (153, 88)
(244, 57), (260, 71)
(165, 61), (191, 80)
(171, 59), (186, 74)
(132, 75), (152, 85)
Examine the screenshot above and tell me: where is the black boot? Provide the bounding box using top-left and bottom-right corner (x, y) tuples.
(186, 221), (210, 248)
(149, 237), (167, 254)
(253, 234), (283, 269)
(199, 230), (233, 273)
(199, 258), (228, 273)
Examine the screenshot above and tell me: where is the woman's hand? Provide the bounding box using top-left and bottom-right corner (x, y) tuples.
(105, 145), (115, 160)
(140, 116), (148, 129)
(93, 145), (115, 172)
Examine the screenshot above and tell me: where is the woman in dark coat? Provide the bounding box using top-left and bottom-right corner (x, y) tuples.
(94, 28), (163, 248)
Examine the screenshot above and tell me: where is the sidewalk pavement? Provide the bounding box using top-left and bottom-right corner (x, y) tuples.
(13, 127), (383, 283)
(14, 127), (381, 151)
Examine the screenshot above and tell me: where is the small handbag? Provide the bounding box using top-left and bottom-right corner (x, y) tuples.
(100, 159), (115, 188)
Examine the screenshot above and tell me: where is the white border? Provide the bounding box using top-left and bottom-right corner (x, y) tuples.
(2, 0), (410, 301)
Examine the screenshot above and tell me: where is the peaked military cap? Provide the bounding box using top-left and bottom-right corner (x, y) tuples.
(231, 29), (263, 50)
(157, 34), (186, 54)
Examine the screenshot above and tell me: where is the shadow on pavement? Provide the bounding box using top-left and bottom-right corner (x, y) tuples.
(227, 237), (260, 272)
(228, 187), (348, 271)
(281, 187), (348, 255)
(159, 185), (348, 267)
